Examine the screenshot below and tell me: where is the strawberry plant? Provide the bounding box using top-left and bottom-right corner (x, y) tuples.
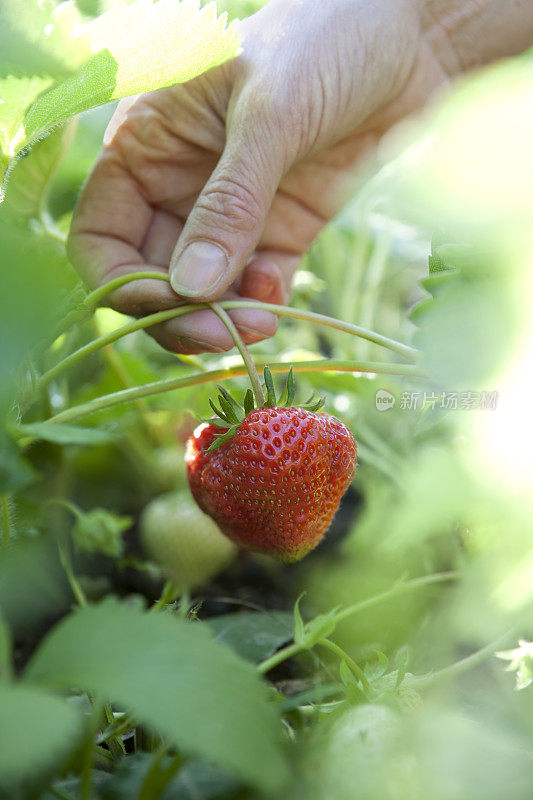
(1, 3), (533, 800)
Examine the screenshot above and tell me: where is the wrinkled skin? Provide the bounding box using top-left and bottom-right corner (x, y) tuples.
(69, 0), (533, 354)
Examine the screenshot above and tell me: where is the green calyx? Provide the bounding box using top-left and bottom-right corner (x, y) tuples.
(202, 367), (325, 451)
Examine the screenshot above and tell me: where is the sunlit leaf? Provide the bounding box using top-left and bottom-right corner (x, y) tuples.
(23, 1), (241, 146)
(1, 121), (76, 220)
(0, 72), (54, 159)
(78, 0), (241, 97)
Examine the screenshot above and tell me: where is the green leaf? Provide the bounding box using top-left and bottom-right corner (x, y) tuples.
(278, 367), (295, 407)
(0, 0), (87, 77)
(263, 366), (277, 407)
(301, 609), (340, 649)
(206, 424), (239, 451)
(207, 612), (294, 663)
(496, 640), (533, 690)
(217, 394), (241, 425)
(15, 421), (117, 446)
(0, 435), (37, 493)
(0, 538), (71, 635)
(72, 508), (132, 558)
(293, 594), (305, 645)
(22, 49), (119, 146)
(1, 121), (76, 221)
(22, 1), (241, 147)
(98, 754), (241, 800)
(25, 598), (289, 793)
(0, 611), (13, 682)
(0, 683), (83, 795)
(78, 0), (240, 97)
(0, 71), (54, 159)
(243, 389), (254, 416)
(216, 385), (243, 419)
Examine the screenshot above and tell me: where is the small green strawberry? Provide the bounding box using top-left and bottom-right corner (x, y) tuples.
(140, 490), (237, 589)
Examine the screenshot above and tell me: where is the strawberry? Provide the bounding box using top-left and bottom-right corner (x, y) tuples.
(186, 369), (357, 562)
(140, 490), (237, 589)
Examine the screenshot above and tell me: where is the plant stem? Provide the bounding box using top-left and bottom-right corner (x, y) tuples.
(257, 573), (455, 675)
(1, 494), (12, 552)
(258, 641), (304, 675)
(58, 542), (87, 607)
(81, 701), (101, 800)
(209, 302), (265, 406)
(221, 301), (418, 360)
(85, 261), (413, 357)
(38, 305), (195, 389)
(414, 627), (517, 689)
(332, 571), (456, 626)
(38, 299), (417, 389)
(45, 360), (425, 425)
(319, 639), (373, 693)
(85, 271), (171, 308)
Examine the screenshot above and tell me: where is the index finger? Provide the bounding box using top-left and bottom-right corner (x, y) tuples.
(68, 148), (182, 315)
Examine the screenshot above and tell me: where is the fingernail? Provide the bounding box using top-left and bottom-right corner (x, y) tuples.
(170, 241), (228, 297)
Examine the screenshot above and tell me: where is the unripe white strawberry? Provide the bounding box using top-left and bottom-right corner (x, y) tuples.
(140, 490), (237, 589)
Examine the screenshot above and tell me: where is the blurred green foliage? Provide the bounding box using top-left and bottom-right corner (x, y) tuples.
(0, 1), (532, 799)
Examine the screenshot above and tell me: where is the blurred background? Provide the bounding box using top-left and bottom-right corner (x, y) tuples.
(1, 2), (532, 799)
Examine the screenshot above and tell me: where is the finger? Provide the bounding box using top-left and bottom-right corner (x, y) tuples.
(68, 153), (183, 315)
(168, 90), (286, 301)
(147, 302), (278, 354)
(239, 252), (300, 305)
(140, 209), (184, 267)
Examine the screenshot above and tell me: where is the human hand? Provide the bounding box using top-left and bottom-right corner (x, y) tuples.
(69, 0), (529, 354)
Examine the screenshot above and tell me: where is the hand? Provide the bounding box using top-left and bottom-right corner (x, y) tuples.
(69, 0), (526, 354)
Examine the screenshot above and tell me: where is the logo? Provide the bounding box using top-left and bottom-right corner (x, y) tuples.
(375, 390), (396, 411)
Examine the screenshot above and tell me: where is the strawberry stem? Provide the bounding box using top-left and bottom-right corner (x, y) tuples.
(84, 271), (171, 308)
(209, 302), (265, 407)
(42, 359), (424, 426)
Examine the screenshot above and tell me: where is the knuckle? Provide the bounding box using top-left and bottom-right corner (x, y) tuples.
(196, 176), (263, 235)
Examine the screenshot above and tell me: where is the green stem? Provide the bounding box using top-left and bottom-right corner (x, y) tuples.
(85, 271), (171, 308)
(58, 542), (87, 607)
(257, 572), (455, 675)
(210, 302), (265, 406)
(332, 571), (456, 626)
(319, 639), (373, 693)
(138, 747), (182, 800)
(81, 701), (101, 800)
(178, 589), (191, 620)
(38, 299), (417, 389)
(414, 627), (517, 689)
(45, 360), (424, 425)
(258, 641), (304, 675)
(38, 305), (195, 389)
(1, 494), (12, 552)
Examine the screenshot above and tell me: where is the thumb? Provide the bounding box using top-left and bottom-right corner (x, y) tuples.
(169, 112), (284, 299)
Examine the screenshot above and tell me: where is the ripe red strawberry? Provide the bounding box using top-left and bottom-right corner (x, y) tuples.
(186, 392), (357, 562)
